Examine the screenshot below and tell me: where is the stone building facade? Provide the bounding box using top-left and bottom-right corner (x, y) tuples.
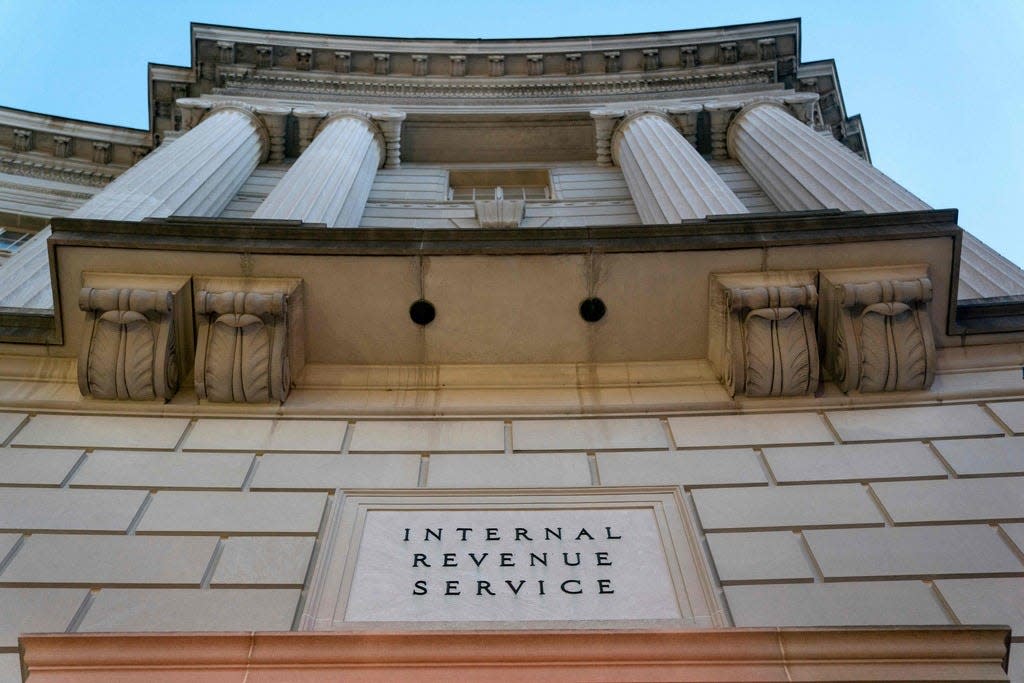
(0, 18), (1022, 681)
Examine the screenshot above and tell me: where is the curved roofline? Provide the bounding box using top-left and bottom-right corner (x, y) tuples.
(190, 17), (801, 44)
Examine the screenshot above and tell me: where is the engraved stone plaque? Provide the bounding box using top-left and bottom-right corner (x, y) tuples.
(302, 490), (722, 629)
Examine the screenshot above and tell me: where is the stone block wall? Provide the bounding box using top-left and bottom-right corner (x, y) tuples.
(0, 402), (1022, 680)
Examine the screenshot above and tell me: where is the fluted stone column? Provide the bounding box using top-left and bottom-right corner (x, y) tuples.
(72, 104), (268, 221)
(611, 111), (748, 223)
(253, 112), (384, 227)
(728, 101), (930, 213)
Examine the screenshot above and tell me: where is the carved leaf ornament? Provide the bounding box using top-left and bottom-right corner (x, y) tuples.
(725, 284), (818, 397)
(195, 290), (290, 403)
(827, 279), (935, 393)
(78, 288), (177, 400)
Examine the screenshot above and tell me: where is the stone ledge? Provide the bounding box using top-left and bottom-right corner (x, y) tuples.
(19, 627), (1011, 681)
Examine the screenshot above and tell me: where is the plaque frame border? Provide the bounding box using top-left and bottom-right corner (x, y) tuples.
(299, 486), (726, 630)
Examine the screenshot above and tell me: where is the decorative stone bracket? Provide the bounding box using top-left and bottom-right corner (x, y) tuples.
(195, 291), (289, 403)
(819, 267), (935, 393)
(709, 272), (819, 398)
(77, 287), (179, 401)
(474, 195), (525, 228)
(193, 278), (303, 403)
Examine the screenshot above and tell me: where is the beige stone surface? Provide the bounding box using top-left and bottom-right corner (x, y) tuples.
(0, 534), (18, 562)
(932, 437), (1024, 476)
(78, 588), (300, 632)
(0, 413), (26, 444)
(668, 413), (833, 448)
(136, 491), (326, 535)
(0, 448), (82, 486)
(184, 419), (347, 452)
(0, 488), (146, 532)
(211, 537), (315, 586)
(1011, 646), (1023, 683)
(0, 587), (88, 646)
(12, 415), (189, 450)
(70, 451), (253, 489)
(934, 578), (1024, 633)
(0, 654), (18, 683)
(596, 449), (766, 487)
(0, 534), (217, 585)
(1002, 524), (1024, 554)
(725, 581), (949, 627)
(872, 477), (1024, 524)
(706, 531), (813, 583)
(512, 418), (667, 451)
(426, 453), (591, 487)
(763, 442), (947, 484)
(804, 525), (1022, 579)
(350, 420), (504, 452)
(250, 453), (421, 490)
(826, 405), (1003, 442)
(988, 401), (1024, 434)
(692, 484), (884, 531)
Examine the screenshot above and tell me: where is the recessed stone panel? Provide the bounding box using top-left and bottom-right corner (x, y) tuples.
(763, 443), (947, 484)
(0, 588), (89, 647)
(513, 418), (667, 451)
(872, 478), (1024, 524)
(826, 405), (1002, 442)
(12, 415), (189, 450)
(350, 420), (504, 452)
(932, 437), (1024, 477)
(303, 490), (722, 628)
(692, 484), (884, 531)
(668, 413), (833, 448)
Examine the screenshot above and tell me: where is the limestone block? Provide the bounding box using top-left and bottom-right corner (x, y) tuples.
(0, 534), (217, 585)
(804, 525), (1022, 580)
(0, 413), (27, 442)
(0, 488), (147, 532)
(691, 483), (884, 531)
(0, 654), (18, 683)
(0, 588), (89, 647)
(70, 451), (253, 489)
(0, 535), (18, 562)
(872, 477), (1024, 524)
(350, 420), (504, 452)
(512, 418), (666, 451)
(78, 588), (300, 632)
(426, 453), (591, 488)
(194, 278), (303, 403)
(1001, 524), (1024, 554)
(763, 442), (947, 484)
(932, 437), (1024, 476)
(935, 578), (1024, 633)
(184, 418), (345, 452)
(708, 272), (819, 397)
(596, 450), (766, 487)
(211, 537), (315, 586)
(0, 448), (83, 486)
(826, 405), (1003, 442)
(668, 413), (833, 448)
(706, 531), (814, 583)
(988, 401), (1024, 434)
(12, 414), (189, 449)
(250, 453), (421, 490)
(725, 581), (949, 627)
(136, 491), (326, 535)
(818, 267), (935, 393)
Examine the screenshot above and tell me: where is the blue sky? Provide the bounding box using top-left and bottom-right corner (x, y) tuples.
(1, 0), (1022, 266)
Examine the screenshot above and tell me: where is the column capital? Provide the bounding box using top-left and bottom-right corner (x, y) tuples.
(590, 109), (624, 166)
(314, 111), (386, 169)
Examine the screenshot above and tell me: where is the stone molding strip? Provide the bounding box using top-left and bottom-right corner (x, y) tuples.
(19, 627), (1010, 681)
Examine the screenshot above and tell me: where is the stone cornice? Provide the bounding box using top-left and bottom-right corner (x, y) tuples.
(0, 154), (120, 187)
(0, 107), (150, 145)
(215, 62), (778, 104)
(191, 19), (801, 55)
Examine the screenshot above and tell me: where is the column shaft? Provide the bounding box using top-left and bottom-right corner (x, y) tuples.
(253, 114), (383, 227)
(728, 102), (929, 213)
(612, 112), (747, 223)
(71, 106), (267, 220)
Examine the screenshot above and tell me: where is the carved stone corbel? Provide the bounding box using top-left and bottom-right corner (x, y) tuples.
(819, 267), (935, 393)
(709, 272), (819, 398)
(193, 279), (303, 403)
(590, 109), (624, 166)
(12, 128), (33, 152)
(78, 288), (178, 400)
